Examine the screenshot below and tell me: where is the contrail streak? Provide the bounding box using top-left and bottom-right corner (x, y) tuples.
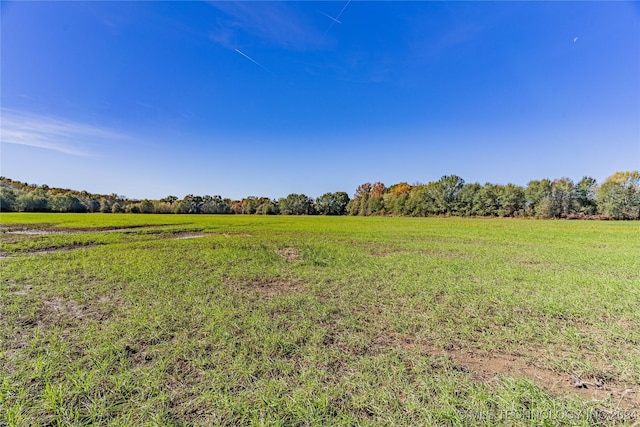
(320, 11), (342, 24)
(321, 0), (351, 41)
(234, 48), (271, 73)
(335, 0), (351, 21)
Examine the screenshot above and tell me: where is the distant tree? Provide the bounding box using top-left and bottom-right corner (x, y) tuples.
(407, 183), (440, 216)
(100, 198), (112, 213)
(0, 188), (18, 212)
(153, 202), (175, 214)
(160, 195), (178, 205)
(126, 204), (141, 214)
(525, 179), (552, 217)
(182, 195), (203, 214)
(256, 199), (278, 215)
(241, 197), (262, 214)
(201, 195), (232, 214)
(111, 202), (123, 213)
(436, 175), (465, 215)
(349, 183), (372, 216)
(597, 171), (640, 219)
(537, 178), (575, 218)
(139, 199), (154, 213)
(498, 183), (526, 217)
(316, 192), (350, 215)
(230, 200), (243, 215)
(457, 183), (481, 216)
(278, 194), (314, 215)
(368, 182), (386, 215)
(50, 194), (87, 213)
(16, 191), (49, 212)
(575, 176), (597, 215)
(383, 183), (412, 215)
(474, 183), (501, 216)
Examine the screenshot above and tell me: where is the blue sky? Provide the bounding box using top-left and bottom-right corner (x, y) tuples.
(2, 1), (639, 200)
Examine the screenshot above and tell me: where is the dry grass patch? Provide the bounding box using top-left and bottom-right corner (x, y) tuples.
(275, 247), (301, 262)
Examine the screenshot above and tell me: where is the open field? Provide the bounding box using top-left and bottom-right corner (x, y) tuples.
(1, 213), (639, 426)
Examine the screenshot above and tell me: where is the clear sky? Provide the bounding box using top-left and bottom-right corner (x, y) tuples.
(2, 1), (639, 200)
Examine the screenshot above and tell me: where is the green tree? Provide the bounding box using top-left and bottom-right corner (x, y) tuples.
(278, 194), (314, 215)
(525, 179), (552, 217)
(0, 188), (18, 211)
(16, 191), (49, 212)
(498, 184), (526, 217)
(597, 171), (640, 219)
(349, 183), (372, 216)
(139, 199), (155, 213)
(316, 192), (350, 215)
(436, 175), (465, 215)
(575, 176), (597, 215)
(100, 198), (112, 213)
(456, 183), (480, 216)
(160, 195), (178, 205)
(50, 194), (87, 213)
(474, 183), (501, 216)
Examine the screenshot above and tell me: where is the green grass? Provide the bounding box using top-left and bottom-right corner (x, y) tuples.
(1, 213), (639, 426)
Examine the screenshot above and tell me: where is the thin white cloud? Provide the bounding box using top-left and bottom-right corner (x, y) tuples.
(0, 108), (131, 156)
(209, 2), (323, 50)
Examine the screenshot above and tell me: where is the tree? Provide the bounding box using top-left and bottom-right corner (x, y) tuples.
(349, 183), (372, 216)
(0, 188), (18, 212)
(437, 175), (465, 214)
(100, 198), (112, 213)
(182, 195), (203, 214)
(575, 176), (597, 215)
(383, 183), (412, 215)
(139, 199), (154, 213)
(241, 197), (264, 214)
(597, 171), (640, 219)
(50, 194), (87, 213)
(457, 183), (481, 216)
(406, 183), (440, 216)
(368, 182), (386, 215)
(474, 183), (501, 216)
(201, 195), (231, 214)
(316, 192), (350, 215)
(498, 183), (525, 217)
(278, 194), (314, 215)
(160, 195), (178, 205)
(16, 191), (49, 212)
(525, 179), (552, 217)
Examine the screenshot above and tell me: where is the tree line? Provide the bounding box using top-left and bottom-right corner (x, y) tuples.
(1, 171), (639, 219)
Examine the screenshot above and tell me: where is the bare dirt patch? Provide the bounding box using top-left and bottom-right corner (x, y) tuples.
(375, 334), (639, 409)
(448, 350), (639, 409)
(8, 244), (96, 257)
(42, 295), (113, 322)
(230, 277), (303, 298)
(276, 247), (302, 262)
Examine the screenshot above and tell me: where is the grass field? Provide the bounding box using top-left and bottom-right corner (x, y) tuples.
(1, 213), (639, 426)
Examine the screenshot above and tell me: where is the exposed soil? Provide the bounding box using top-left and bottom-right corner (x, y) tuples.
(276, 247), (302, 262)
(378, 334), (640, 410)
(42, 294), (114, 322)
(0, 224), (185, 235)
(230, 277), (304, 298)
(0, 244), (96, 258)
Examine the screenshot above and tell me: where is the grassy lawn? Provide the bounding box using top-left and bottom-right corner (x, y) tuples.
(1, 213), (639, 426)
